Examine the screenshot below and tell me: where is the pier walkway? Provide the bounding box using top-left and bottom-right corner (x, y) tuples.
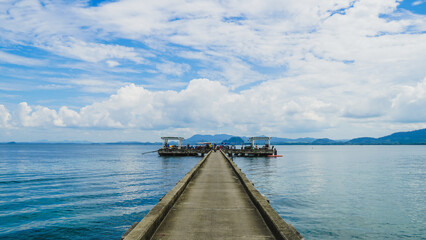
(123, 151), (302, 240)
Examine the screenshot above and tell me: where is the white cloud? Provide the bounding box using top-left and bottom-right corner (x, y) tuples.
(4, 79), (337, 134)
(68, 78), (128, 93)
(156, 61), (190, 76)
(106, 60), (120, 67)
(37, 84), (72, 90)
(412, 1), (424, 6)
(39, 37), (144, 63)
(0, 51), (45, 66)
(76, 0), (426, 87)
(0, 105), (11, 128)
(15, 102), (63, 127)
(0, 0), (426, 139)
(343, 97), (391, 119)
(391, 77), (426, 123)
(198, 57), (265, 88)
(3, 76), (426, 139)
(58, 106), (81, 127)
(2, 0), (425, 83)
(0, 1), (144, 64)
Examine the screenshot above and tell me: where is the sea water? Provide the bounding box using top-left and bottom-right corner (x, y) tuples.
(0, 144), (200, 239)
(234, 145), (425, 239)
(0, 144), (424, 239)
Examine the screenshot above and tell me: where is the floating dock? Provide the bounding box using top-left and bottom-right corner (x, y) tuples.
(122, 150), (302, 240)
(158, 148), (273, 157)
(222, 148), (274, 157)
(158, 148), (210, 156)
(158, 136), (276, 157)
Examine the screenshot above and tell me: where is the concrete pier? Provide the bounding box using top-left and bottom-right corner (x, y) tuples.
(122, 151), (302, 240)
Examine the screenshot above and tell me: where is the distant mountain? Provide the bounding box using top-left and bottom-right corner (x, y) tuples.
(176, 128), (426, 146)
(312, 138), (338, 144)
(182, 135), (319, 145)
(347, 128), (426, 144)
(273, 128), (426, 145)
(183, 134), (234, 144)
(346, 137), (379, 144)
(5, 128), (424, 145)
(378, 128), (426, 144)
(222, 137), (245, 145)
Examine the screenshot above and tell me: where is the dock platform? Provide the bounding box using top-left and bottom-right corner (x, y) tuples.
(158, 148), (274, 157)
(122, 150), (302, 240)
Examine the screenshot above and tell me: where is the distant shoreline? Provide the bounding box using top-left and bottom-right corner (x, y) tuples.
(2, 128), (426, 145)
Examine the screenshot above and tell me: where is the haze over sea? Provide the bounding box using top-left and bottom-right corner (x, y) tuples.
(0, 144), (424, 239)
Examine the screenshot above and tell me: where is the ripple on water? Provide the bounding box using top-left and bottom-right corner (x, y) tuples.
(0, 144), (201, 239)
(1, 145), (424, 239)
(234, 145), (426, 240)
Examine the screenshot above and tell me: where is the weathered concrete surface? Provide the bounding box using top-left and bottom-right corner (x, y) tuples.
(150, 151), (286, 239)
(123, 152), (212, 240)
(222, 151), (303, 240)
(123, 150), (303, 240)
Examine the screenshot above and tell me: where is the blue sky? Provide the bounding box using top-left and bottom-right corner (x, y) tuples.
(398, 0), (426, 14)
(0, 0), (425, 142)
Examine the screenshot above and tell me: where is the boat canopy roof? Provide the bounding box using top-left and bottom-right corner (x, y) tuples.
(161, 137), (184, 141)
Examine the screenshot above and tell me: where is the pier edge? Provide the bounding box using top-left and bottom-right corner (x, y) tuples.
(220, 150), (304, 240)
(122, 151), (212, 240)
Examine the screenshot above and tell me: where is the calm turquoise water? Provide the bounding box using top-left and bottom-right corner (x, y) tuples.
(0, 144), (200, 239)
(234, 145), (425, 239)
(0, 144), (424, 239)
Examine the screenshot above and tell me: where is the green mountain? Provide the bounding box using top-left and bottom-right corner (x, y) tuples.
(346, 137), (379, 144)
(312, 138), (338, 144)
(347, 128), (426, 144)
(222, 137), (245, 145)
(179, 128), (426, 146)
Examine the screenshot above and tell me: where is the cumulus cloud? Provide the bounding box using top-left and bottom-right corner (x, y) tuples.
(343, 99), (390, 119)
(2, 76), (426, 139)
(60, 79), (237, 129)
(3, 79), (337, 134)
(0, 105), (11, 127)
(15, 102), (63, 127)
(391, 77), (426, 123)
